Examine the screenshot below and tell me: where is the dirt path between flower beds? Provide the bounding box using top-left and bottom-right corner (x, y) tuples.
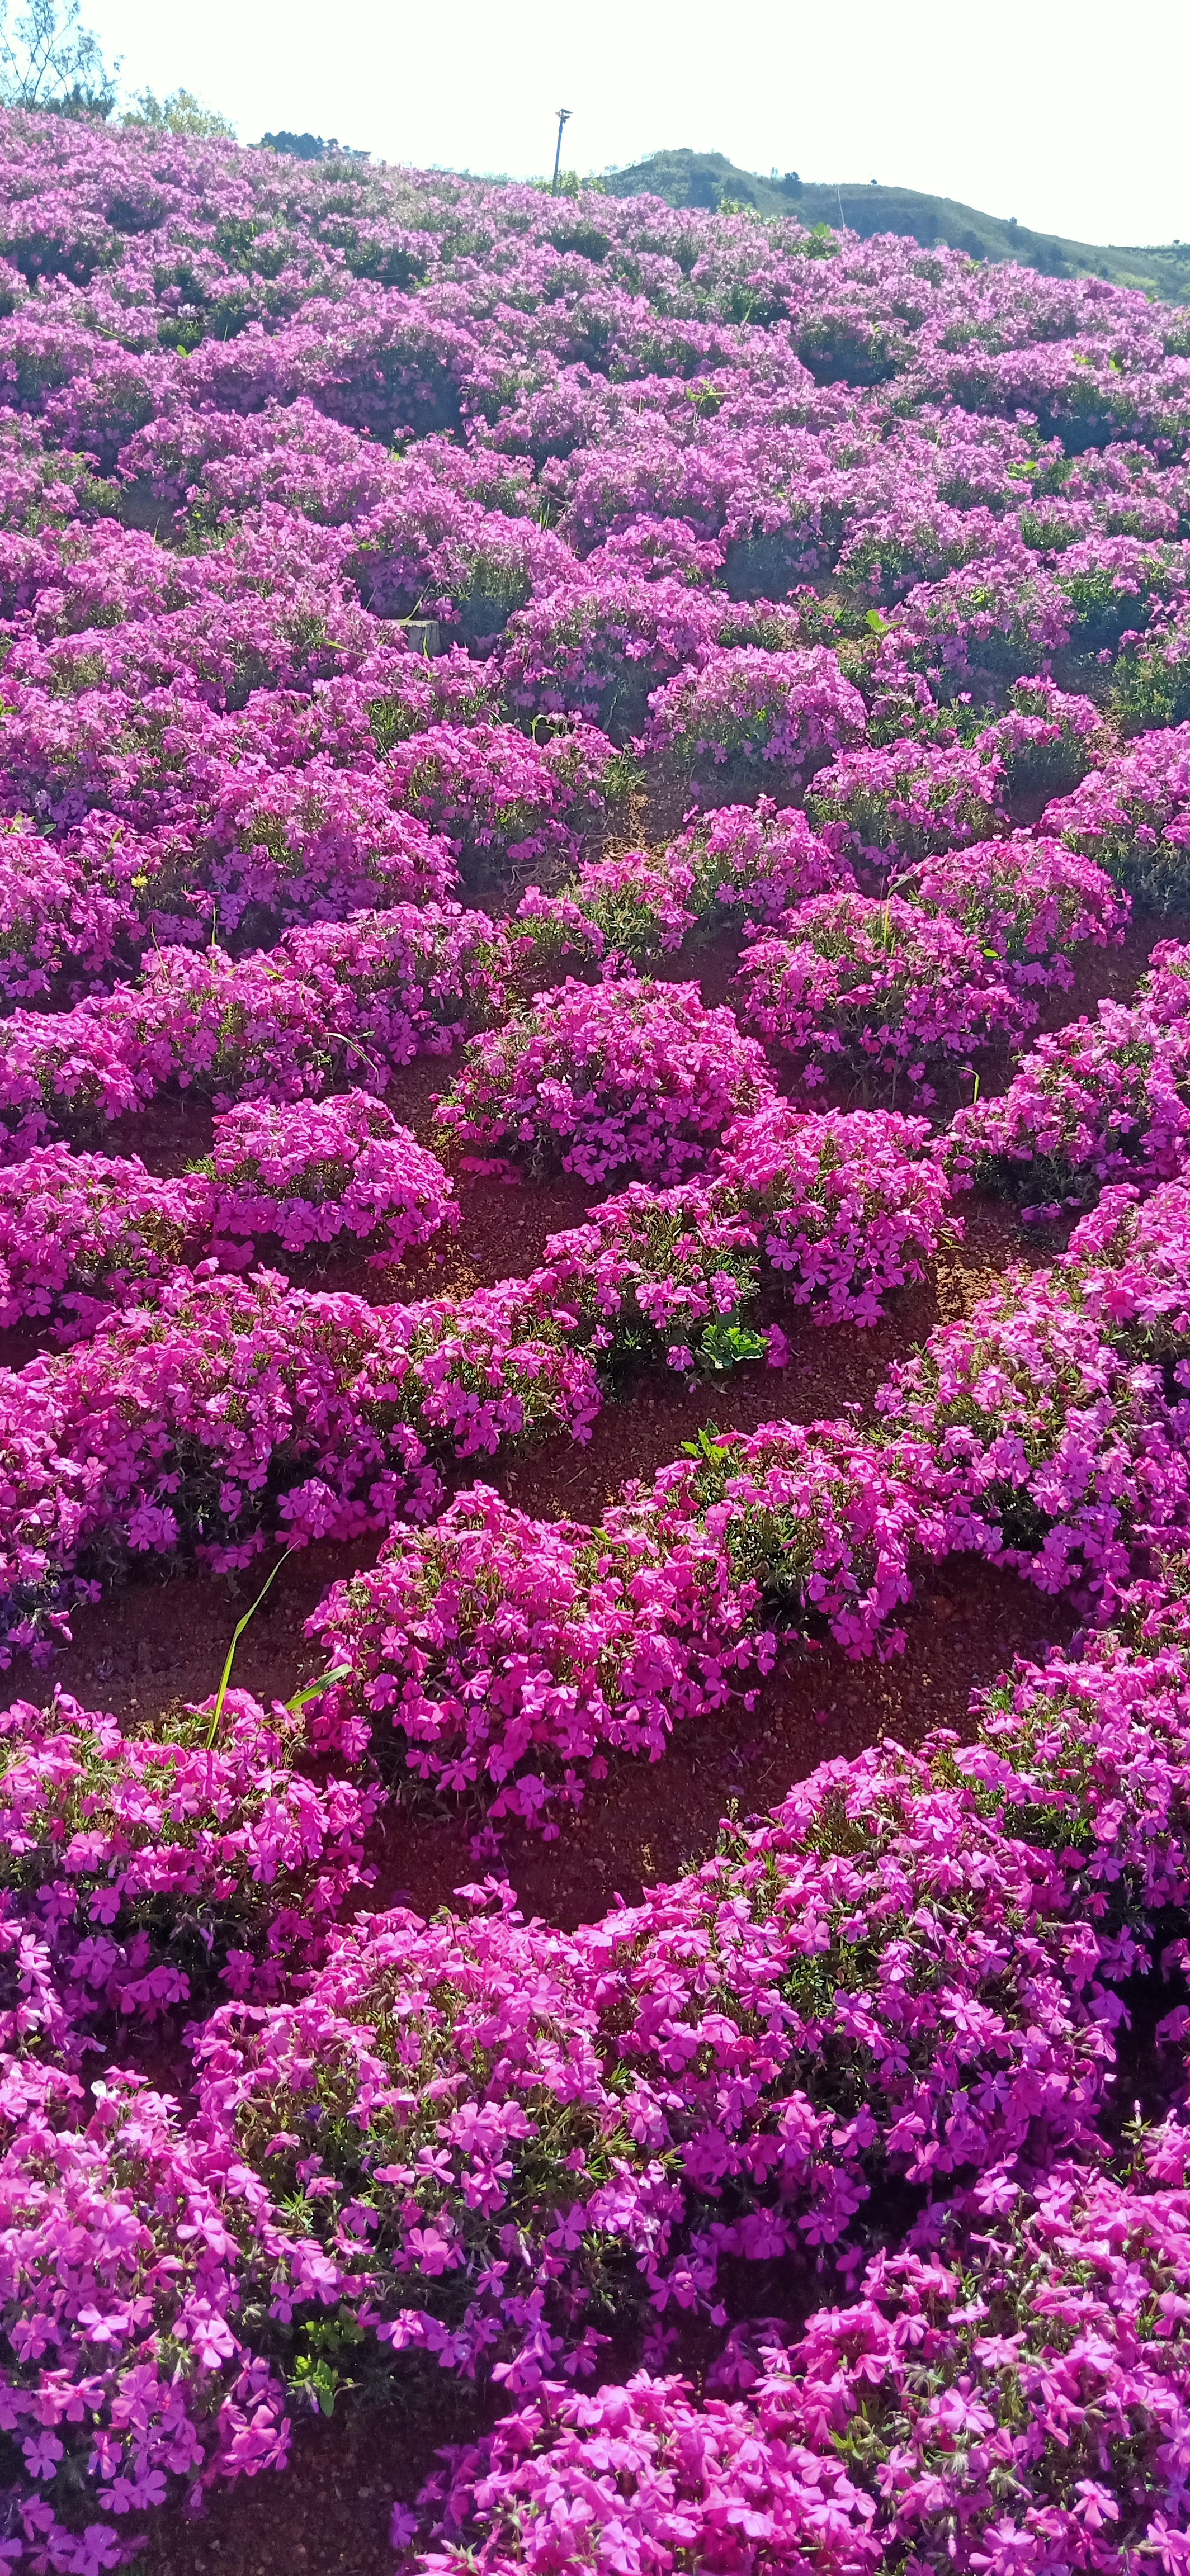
(137, 2403), (459, 2576)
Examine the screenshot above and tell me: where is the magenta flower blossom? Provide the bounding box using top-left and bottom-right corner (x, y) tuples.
(199, 1092), (456, 1261)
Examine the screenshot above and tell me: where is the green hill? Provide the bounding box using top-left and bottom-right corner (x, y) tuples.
(597, 149), (1190, 300)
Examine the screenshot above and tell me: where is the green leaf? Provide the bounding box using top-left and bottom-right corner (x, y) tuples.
(700, 1322), (769, 1372)
(205, 1550), (294, 1750)
(285, 1666), (352, 1713)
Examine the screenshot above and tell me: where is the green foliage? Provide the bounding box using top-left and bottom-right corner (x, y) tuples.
(1113, 633), (1190, 737)
(527, 172), (608, 201)
(698, 1320), (769, 1371)
(258, 130), (369, 164)
(289, 2309), (369, 2418)
(204, 1551), (293, 1751)
(679, 1423), (735, 1495)
(124, 86), (234, 138)
(1059, 562), (1165, 655)
(212, 214), (285, 277)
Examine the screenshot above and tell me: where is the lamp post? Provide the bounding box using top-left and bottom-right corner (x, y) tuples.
(551, 108), (572, 196)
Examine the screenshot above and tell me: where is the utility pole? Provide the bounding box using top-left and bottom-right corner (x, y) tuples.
(551, 108), (572, 196)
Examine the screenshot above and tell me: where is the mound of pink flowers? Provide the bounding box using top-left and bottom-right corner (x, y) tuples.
(894, 832), (1127, 987)
(513, 1101), (955, 1372)
(432, 977), (775, 1182)
(198, 1091), (456, 1260)
(514, 799), (852, 974)
(717, 1097), (955, 1320)
(0, 1267), (600, 1655)
(0, 1100), (456, 1337)
(733, 890), (1030, 1101)
(643, 642), (867, 784)
(0, 902), (512, 1154)
(804, 737), (1009, 869)
(945, 939), (1190, 1213)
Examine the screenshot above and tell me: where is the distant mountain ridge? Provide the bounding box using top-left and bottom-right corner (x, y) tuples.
(597, 150), (1190, 300)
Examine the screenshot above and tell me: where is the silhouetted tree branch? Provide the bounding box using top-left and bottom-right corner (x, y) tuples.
(0, 0), (119, 115)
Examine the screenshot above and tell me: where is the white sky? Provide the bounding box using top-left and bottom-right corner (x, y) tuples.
(80, 0), (1189, 252)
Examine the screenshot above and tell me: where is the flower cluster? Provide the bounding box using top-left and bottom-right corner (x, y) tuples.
(0, 1100), (456, 1338)
(669, 795), (855, 924)
(513, 1100), (955, 1377)
(0, 2070), (308, 2561)
(975, 674), (1103, 802)
(946, 943), (1190, 1214)
(874, 1218), (1190, 1606)
(733, 890), (1030, 1103)
(804, 738), (1008, 872)
(197, 1092), (456, 1262)
(870, 555), (1074, 704)
(1047, 719), (1190, 909)
(0, 825), (140, 1008)
(499, 574), (722, 735)
(432, 977), (775, 1183)
(894, 832), (1128, 987)
(417, 2148), (1190, 2574)
(642, 643), (867, 786)
(1113, 603), (1190, 736)
(381, 718), (632, 882)
(0, 903), (511, 1155)
(514, 846), (701, 973)
(716, 1097), (956, 1322)
(0, 1267), (599, 1656)
(0, 1142), (201, 1338)
(514, 799), (852, 974)
(0, 1685), (382, 2023)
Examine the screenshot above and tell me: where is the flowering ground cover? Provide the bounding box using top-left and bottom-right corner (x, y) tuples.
(4, 102), (1190, 2576)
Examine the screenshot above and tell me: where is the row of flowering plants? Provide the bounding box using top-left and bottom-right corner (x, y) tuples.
(5, 1621), (1178, 2572)
(945, 935), (1190, 1213)
(225, 1176), (1190, 1845)
(0, 1085), (965, 1655)
(0, 826), (1135, 1183)
(0, 902), (512, 1156)
(408, 2142), (1190, 2574)
(0, 1094), (967, 1758)
(0, 1267), (602, 1659)
(0, 1098), (456, 1338)
(512, 807), (1126, 1010)
(10, 1142), (1190, 1831)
